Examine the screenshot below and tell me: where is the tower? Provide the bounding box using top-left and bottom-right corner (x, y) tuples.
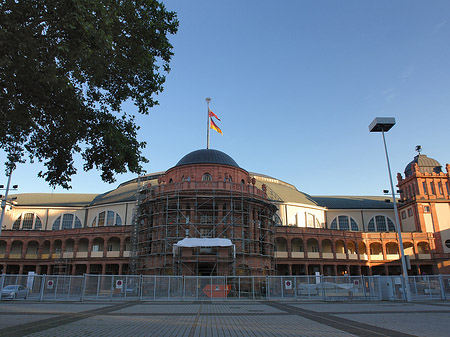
(397, 151), (450, 274)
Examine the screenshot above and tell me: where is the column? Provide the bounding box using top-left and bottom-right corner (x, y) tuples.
(5, 241), (11, 258)
(21, 242), (27, 258)
(119, 263), (123, 275)
(103, 237), (108, 257)
(87, 239), (93, 258)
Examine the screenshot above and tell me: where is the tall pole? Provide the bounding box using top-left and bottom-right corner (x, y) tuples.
(0, 168), (13, 236)
(206, 97), (211, 149)
(382, 130), (412, 302)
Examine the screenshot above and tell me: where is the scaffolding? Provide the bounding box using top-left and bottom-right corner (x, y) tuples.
(134, 181), (279, 276)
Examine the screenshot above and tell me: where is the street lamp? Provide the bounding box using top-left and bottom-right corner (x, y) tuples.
(369, 117), (411, 302)
(0, 168), (18, 236)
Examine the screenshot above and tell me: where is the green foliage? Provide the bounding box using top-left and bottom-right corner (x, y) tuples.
(0, 0), (178, 188)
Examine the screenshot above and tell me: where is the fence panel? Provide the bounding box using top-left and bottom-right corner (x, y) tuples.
(441, 275), (450, 300)
(183, 276), (199, 300)
(2, 274), (450, 302)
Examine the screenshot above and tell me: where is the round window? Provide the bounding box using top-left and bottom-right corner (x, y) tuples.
(445, 239), (450, 249)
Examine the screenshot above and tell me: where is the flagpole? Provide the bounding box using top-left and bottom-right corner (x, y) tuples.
(206, 97), (211, 149)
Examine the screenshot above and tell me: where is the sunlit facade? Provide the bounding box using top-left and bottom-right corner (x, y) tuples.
(0, 149), (448, 276)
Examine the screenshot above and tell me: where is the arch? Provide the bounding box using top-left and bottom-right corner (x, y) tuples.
(275, 237), (287, 252)
(291, 238), (304, 252)
(53, 240), (62, 254)
(12, 213), (43, 230)
(65, 238), (75, 252)
(0, 240), (6, 255)
(367, 215), (395, 232)
(335, 240), (345, 254)
(322, 239), (333, 253)
(347, 241), (356, 254)
(78, 238), (89, 253)
(107, 237), (121, 252)
(92, 238), (104, 252)
(42, 240), (51, 255)
(52, 213), (83, 230)
(329, 215), (359, 231)
(404, 241), (414, 255)
(10, 240), (23, 255)
(26, 241), (39, 255)
(92, 211), (122, 227)
(202, 173), (212, 181)
(358, 242), (366, 256)
(386, 242), (399, 255)
(307, 238), (319, 253)
(417, 242), (430, 254)
(369, 242), (383, 256)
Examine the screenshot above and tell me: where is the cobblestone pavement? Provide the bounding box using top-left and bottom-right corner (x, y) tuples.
(0, 300), (449, 337)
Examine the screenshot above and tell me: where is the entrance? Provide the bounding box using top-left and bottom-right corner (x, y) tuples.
(197, 263), (216, 276)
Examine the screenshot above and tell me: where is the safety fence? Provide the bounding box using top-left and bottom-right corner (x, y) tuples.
(1, 274), (449, 302)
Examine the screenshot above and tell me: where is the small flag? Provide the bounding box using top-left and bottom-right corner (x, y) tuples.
(208, 108), (221, 121)
(210, 119), (223, 135)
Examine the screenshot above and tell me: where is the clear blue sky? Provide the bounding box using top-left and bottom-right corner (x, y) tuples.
(2, 0), (450, 197)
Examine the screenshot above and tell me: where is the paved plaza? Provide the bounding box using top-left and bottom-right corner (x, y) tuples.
(0, 300), (449, 337)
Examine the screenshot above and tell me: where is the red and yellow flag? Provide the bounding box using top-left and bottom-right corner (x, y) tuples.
(210, 119), (223, 135)
(208, 108), (221, 121)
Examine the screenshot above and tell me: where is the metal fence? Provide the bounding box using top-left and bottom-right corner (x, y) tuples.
(1, 274), (449, 302)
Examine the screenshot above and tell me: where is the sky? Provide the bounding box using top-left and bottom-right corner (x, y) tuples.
(1, 0), (450, 197)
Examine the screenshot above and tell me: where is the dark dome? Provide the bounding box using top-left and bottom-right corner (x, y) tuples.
(175, 149), (240, 168)
(404, 154), (442, 177)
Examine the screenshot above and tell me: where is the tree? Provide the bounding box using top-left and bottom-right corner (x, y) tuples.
(0, 0), (178, 188)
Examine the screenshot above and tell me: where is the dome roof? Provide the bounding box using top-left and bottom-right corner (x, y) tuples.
(175, 149), (240, 168)
(404, 154), (442, 177)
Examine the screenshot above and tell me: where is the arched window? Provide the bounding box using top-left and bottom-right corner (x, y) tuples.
(92, 211), (122, 227)
(367, 215), (395, 232)
(169, 178), (173, 184)
(52, 213), (83, 230)
(202, 173), (212, 181)
(329, 215), (359, 231)
(11, 213), (43, 230)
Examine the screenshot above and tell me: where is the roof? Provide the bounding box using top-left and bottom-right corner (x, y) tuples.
(175, 149), (240, 168)
(251, 173), (319, 206)
(404, 154), (442, 177)
(310, 196), (395, 209)
(8, 193), (98, 207)
(90, 174), (162, 206)
(174, 238), (233, 247)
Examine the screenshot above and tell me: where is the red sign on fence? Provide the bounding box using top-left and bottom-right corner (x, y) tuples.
(202, 285), (231, 298)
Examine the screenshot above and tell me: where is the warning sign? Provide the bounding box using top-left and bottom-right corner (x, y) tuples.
(285, 280), (292, 290)
(202, 285), (231, 298)
(47, 280), (54, 289)
(116, 280), (123, 289)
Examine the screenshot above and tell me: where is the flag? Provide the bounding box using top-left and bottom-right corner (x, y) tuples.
(210, 119), (223, 135)
(208, 108), (221, 121)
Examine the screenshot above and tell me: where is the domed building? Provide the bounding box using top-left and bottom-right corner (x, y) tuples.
(0, 148), (449, 277)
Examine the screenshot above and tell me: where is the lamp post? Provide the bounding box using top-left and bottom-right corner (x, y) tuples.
(0, 168), (18, 236)
(369, 117), (411, 302)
